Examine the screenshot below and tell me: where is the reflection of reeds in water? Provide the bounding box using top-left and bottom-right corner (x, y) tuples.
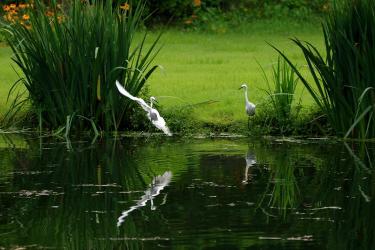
(260, 155), (299, 218)
(269, 162), (299, 217)
(325, 142), (375, 250)
(1, 139), (170, 249)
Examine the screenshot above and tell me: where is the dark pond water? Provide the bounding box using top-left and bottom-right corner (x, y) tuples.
(0, 135), (374, 249)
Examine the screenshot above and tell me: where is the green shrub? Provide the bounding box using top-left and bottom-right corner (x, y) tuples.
(144, 0), (194, 23)
(130, 0), (330, 27)
(274, 0), (375, 139)
(4, 0), (161, 133)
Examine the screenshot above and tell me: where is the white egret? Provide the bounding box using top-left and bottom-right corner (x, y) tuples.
(242, 151), (256, 184)
(239, 83), (256, 129)
(115, 80), (172, 136)
(239, 83), (256, 116)
(117, 171), (173, 227)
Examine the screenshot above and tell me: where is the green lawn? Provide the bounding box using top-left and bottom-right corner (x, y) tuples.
(0, 19), (324, 131)
(0, 45), (20, 115)
(148, 19), (323, 130)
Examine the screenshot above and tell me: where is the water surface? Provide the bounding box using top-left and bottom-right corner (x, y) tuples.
(0, 136), (374, 249)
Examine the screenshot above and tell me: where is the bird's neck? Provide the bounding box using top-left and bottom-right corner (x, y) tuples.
(150, 100), (154, 109)
(244, 89), (249, 103)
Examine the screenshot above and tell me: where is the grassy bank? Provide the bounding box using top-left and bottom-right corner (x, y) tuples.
(0, 19), (324, 134)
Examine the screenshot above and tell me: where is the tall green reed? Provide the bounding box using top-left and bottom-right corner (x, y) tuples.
(273, 0), (375, 139)
(4, 0), (160, 132)
(257, 56), (301, 135)
(261, 56), (300, 121)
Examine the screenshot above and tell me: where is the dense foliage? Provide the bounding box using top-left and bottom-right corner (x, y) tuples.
(4, 0), (160, 132)
(127, 0), (330, 25)
(275, 0), (375, 139)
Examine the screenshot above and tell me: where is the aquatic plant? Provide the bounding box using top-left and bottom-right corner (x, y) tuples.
(4, 0), (161, 133)
(260, 56), (301, 131)
(253, 56), (302, 135)
(273, 0), (375, 139)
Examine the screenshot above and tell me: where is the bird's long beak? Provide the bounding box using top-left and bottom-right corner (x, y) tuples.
(238, 87), (243, 90)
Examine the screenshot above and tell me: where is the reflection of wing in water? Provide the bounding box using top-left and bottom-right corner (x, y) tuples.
(243, 151), (256, 184)
(117, 171), (172, 227)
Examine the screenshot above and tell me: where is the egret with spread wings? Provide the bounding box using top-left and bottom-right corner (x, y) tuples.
(115, 80), (172, 136)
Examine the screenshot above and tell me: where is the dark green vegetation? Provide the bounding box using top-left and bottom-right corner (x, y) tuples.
(138, 0), (329, 27)
(275, 0), (375, 140)
(3, 0), (160, 132)
(0, 137), (374, 248)
(260, 56), (301, 134)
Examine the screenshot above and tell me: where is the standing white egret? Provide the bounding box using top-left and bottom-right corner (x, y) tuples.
(239, 83), (256, 129)
(115, 80), (172, 136)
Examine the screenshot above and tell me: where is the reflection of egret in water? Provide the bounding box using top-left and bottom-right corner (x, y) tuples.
(242, 151), (256, 184)
(117, 171), (172, 227)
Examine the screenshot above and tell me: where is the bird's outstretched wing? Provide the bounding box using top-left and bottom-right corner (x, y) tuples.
(116, 80), (173, 136)
(151, 110), (172, 136)
(115, 80), (151, 112)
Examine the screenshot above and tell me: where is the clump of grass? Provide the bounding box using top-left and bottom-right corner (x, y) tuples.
(4, 0), (160, 133)
(264, 56), (300, 119)
(273, 0), (375, 139)
(258, 55), (301, 135)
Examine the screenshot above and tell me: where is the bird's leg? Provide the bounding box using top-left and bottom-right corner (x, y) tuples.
(150, 197), (156, 210)
(160, 194), (168, 206)
(247, 117), (251, 131)
(242, 165), (250, 184)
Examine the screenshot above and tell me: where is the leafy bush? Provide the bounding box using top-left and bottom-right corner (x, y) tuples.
(144, 0), (195, 23)
(4, 0), (161, 133)
(274, 0), (375, 139)
(126, 0), (330, 27)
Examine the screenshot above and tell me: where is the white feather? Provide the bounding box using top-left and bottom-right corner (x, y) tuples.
(150, 109), (172, 136)
(115, 80), (172, 136)
(115, 80), (151, 113)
